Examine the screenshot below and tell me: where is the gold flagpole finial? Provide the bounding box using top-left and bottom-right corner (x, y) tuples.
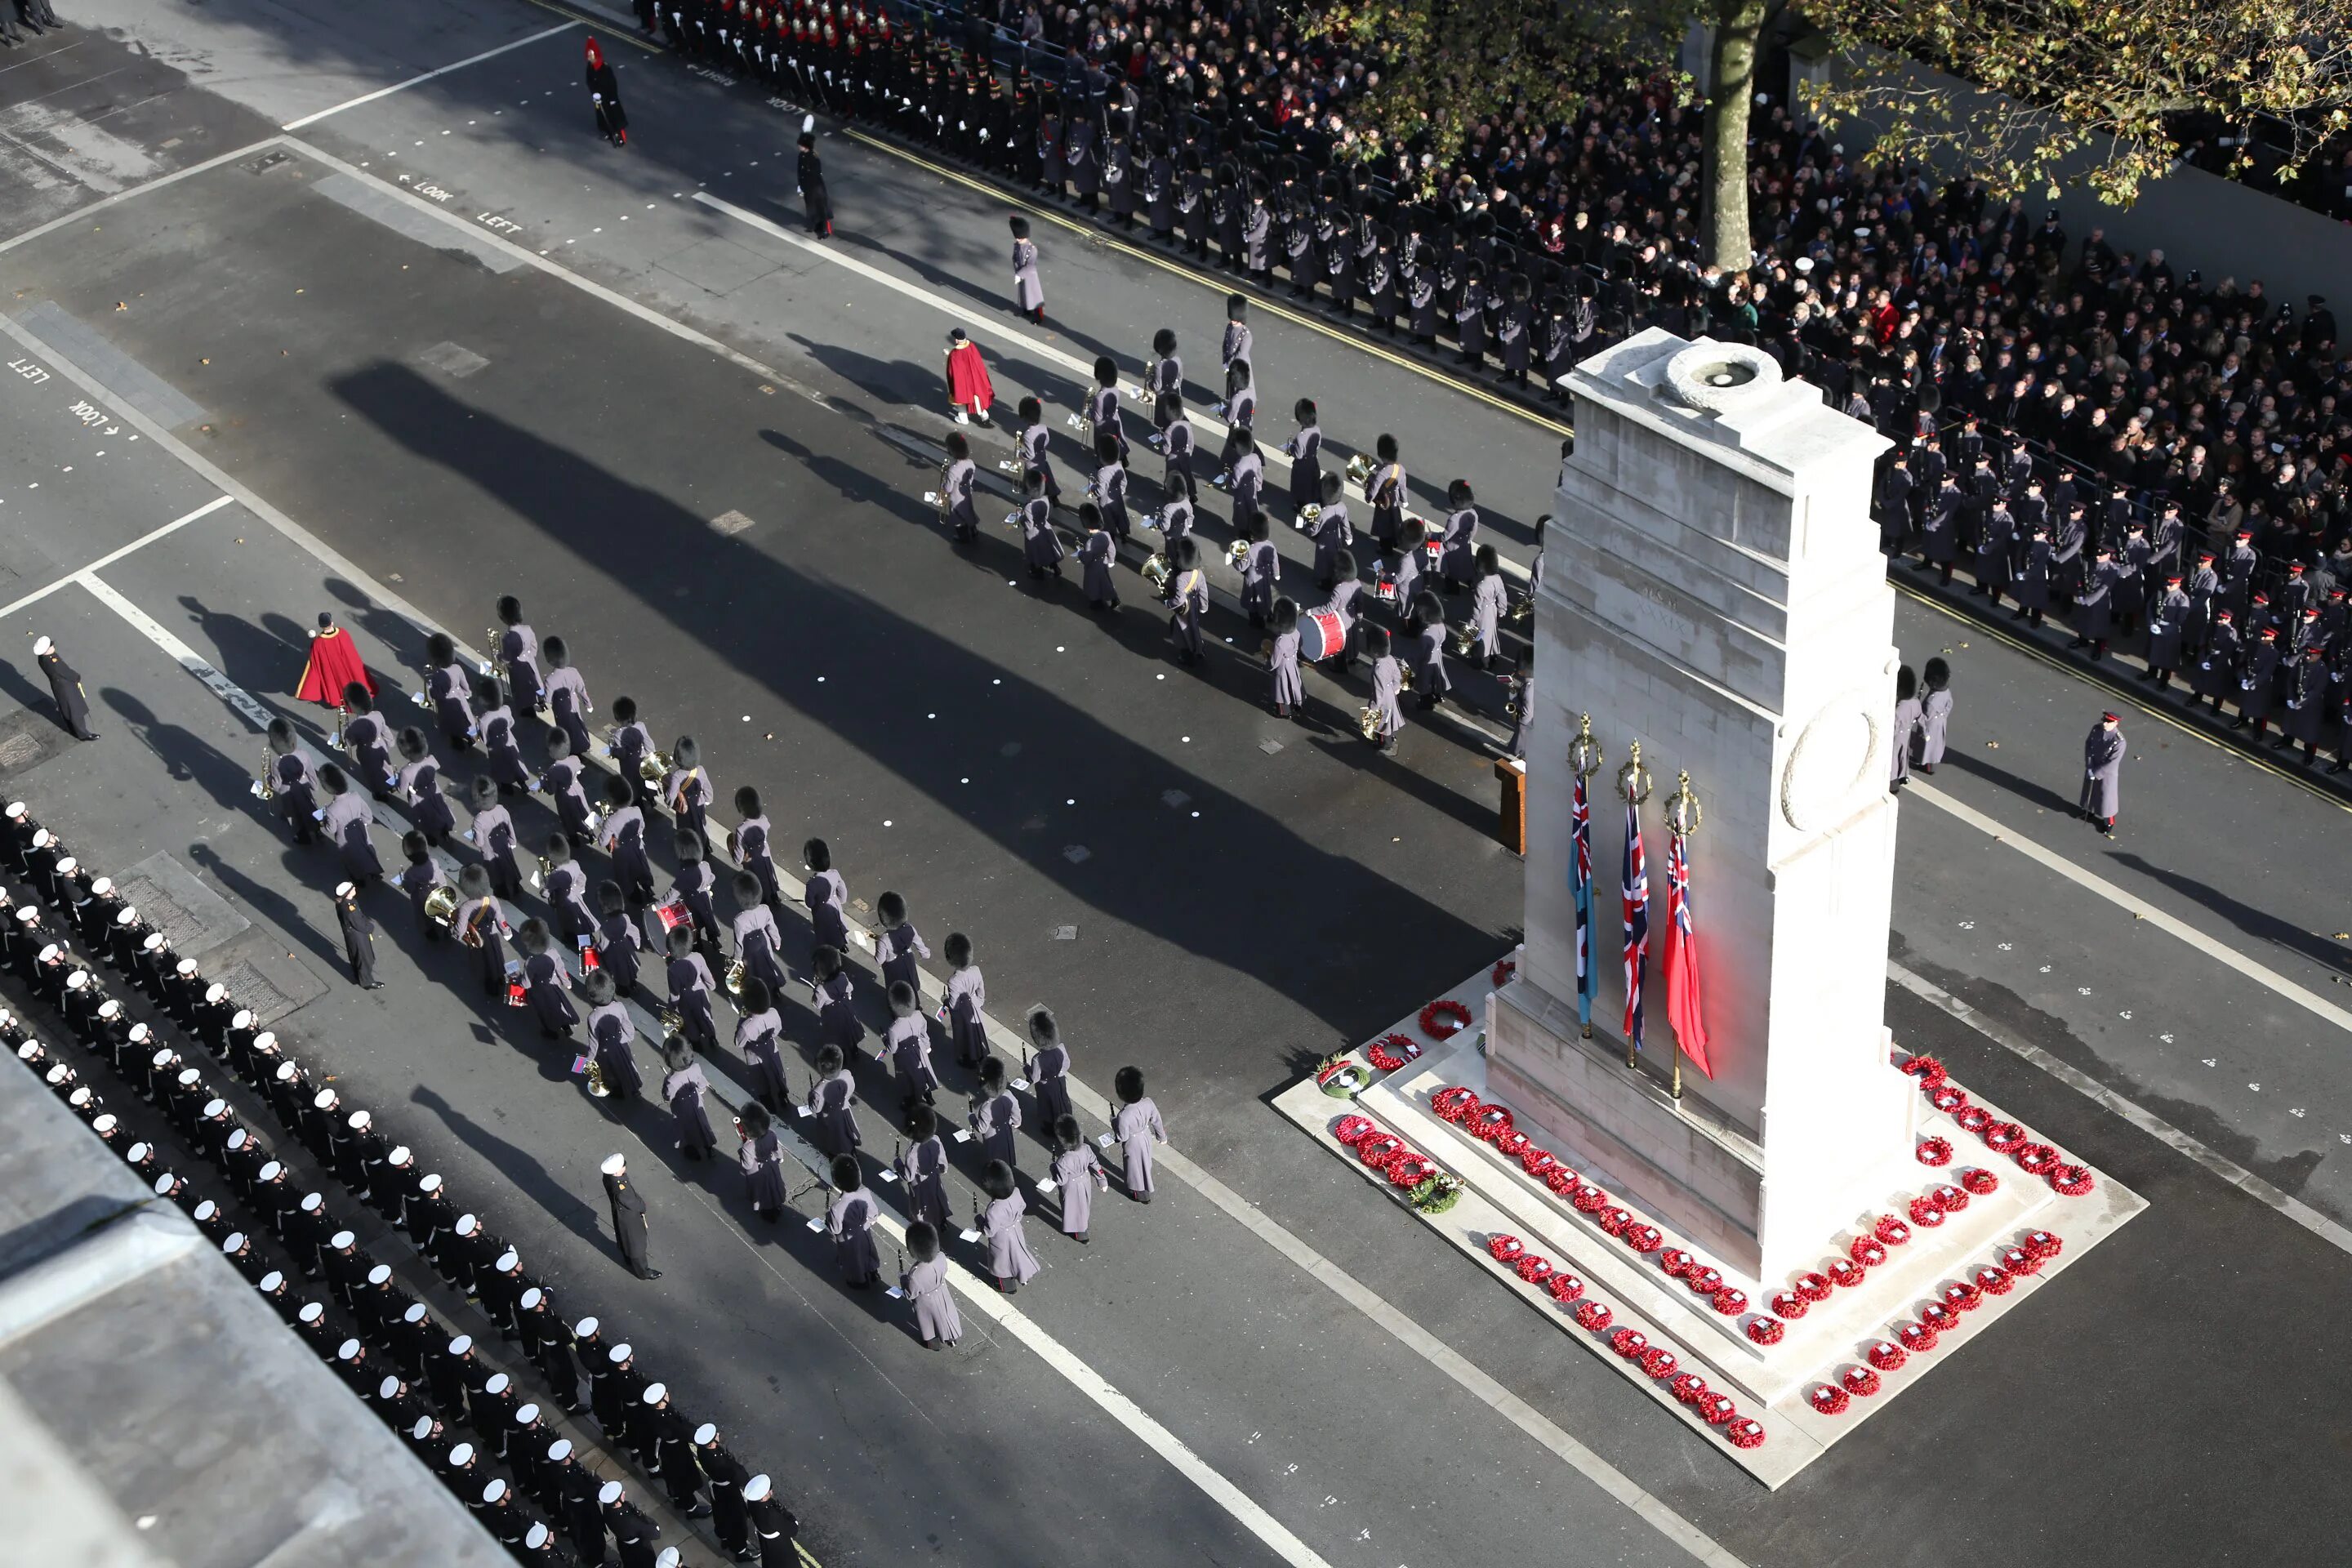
(1615, 740), (1652, 805)
(1567, 712), (1603, 782)
(1665, 770), (1701, 837)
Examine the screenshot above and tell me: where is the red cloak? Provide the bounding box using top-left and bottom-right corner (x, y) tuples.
(296, 626), (373, 706)
(946, 341), (995, 412)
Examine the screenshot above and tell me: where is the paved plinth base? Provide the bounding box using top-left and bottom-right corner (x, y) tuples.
(1273, 960), (2147, 1487)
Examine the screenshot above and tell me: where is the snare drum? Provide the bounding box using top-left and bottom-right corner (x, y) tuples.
(1298, 607), (1348, 662)
(652, 897), (693, 933)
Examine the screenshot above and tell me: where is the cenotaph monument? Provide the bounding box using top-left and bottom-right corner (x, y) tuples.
(1490, 327), (1918, 1285)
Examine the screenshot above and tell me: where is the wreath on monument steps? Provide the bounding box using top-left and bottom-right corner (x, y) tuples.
(1315, 1055), (1368, 1098)
(1366, 1034), (1423, 1073)
(1419, 999), (1474, 1040)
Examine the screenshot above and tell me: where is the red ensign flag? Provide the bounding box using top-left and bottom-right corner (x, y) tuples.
(1664, 831), (1713, 1078)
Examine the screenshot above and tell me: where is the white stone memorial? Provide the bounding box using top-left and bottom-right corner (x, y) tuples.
(1491, 328), (1918, 1284)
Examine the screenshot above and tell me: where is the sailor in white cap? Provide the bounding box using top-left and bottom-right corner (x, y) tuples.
(375, 1373), (425, 1429)
(151, 1169), (187, 1206)
(654, 1550), (680, 1568)
(697, 1421), (754, 1555)
(407, 1170), (455, 1260)
(189, 1199), (234, 1246)
(471, 1370), (520, 1454)
(555, 1441), (608, 1559)
(254, 1268), (293, 1317)
(31, 634), (97, 740)
(524, 1435), (573, 1514)
(336, 1107), (386, 1199)
(440, 1439), (478, 1487)
(642, 1381), (710, 1516)
(481, 1245), (528, 1339)
(332, 1336), (372, 1396)
(352, 1261), (400, 1337)
(292, 1298), (336, 1358)
(322, 1228), (372, 1312)
(287, 1190), (333, 1277)
(500, 1398), (546, 1468)
(743, 1472), (798, 1565)
(601, 1152), (657, 1279)
(601, 1476), (662, 1566)
(428, 1330), (478, 1416)
(332, 880), (381, 990)
(305, 1085), (343, 1160)
(477, 1477), (526, 1545)
(590, 1341), (644, 1453)
(218, 1227), (263, 1282)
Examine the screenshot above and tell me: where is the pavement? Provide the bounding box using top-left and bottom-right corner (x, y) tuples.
(3, 6), (2352, 1565)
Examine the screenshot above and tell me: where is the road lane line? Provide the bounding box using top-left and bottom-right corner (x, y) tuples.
(1889, 960), (2352, 1256)
(0, 495), (232, 622)
(1907, 780), (2352, 1037)
(0, 137), (282, 256)
(280, 21), (581, 130)
(72, 573), (1355, 1568)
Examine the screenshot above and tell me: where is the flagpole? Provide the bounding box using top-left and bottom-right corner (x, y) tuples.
(1617, 742), (1651, 1075)
(1567, 715), (1603, 1041)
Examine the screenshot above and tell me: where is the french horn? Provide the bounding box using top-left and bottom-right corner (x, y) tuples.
(1224, 537), (1251, 569)
(1140, 552), (1174, 594)
(1292, 502), (1321, 533)
(423, 885), (461, 928)
(724, 957), (747, 997)
(1344, 452), (1373, 488)
(1357, 704), (1383, 742)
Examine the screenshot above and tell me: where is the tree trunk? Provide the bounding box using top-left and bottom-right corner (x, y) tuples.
(1704, 0), (1768, 273)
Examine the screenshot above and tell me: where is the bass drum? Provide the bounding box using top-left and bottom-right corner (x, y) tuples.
(1298, 607), (1348, 662)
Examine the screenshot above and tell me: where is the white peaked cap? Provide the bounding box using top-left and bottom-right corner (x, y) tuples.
(744, 1474), (772, 1502)
(598, 1481), (624, 1506)
(600, 1153), (626, 1175)
(300, 1303), (325, 1323)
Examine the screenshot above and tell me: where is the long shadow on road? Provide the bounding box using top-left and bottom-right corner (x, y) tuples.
(328, 360), (1497, 1062)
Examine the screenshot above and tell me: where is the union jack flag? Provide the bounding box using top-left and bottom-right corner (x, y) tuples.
(1571, 773), (1595, 1025)
(1664, 831), (1713, 1078)
(1621, 796), (1649, 1052)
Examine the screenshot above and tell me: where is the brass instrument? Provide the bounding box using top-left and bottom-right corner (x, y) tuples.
(1503, 675), (1522, 719)
(1224, 538), (1250, 569)
(1344, 452), (1373, 488)
(724, 957), (747, 997)
(423, 885), (461, 929)
(585, 1057), (609, 1098)
(1357, 704), (1383, 742)
(1450, 621), (1480, 657)
(1509, 591), (1532, 625)
(639, 748), (674, 787)
(329, 702), (347, 751)
(531, 853), (553, 893)
(933, 457), (954, 518)
(482, 626), (501, 677)
(1398, 661), (1415, 692)
(1293, 501), (1321, 533)
(1140, 552), (1174, 595)
(254, 745), (277, 801)
(657, 1001), (685, 1037)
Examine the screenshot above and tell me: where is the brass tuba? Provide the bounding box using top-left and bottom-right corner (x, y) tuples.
(1293, 501), (1321, 533)
(1140, 552), (1174, 595)
(424, 885), (461, 929)
(1344, 452), (1373, 488)
(724, 957), (747, 997)
(640, 748), (675, 786)
(585, 1056), (609, 1098)
(1357, 704), (1383, 742)
(1224, 537), (1250, 569)
(1450, 621), (1479, 657)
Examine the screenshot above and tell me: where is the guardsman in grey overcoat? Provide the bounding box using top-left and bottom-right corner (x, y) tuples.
(1470, 546), (1508, 668)
(1112, 1064), (1166, 1199)
(661, 1040), (719, 1161)
(885, 982), (939, 1116)
(898, 1103), (953, 1233)
(317, 764), (383, 884)
(827, 1154), (884, 1286)
(2145, 575), (2189, 688)
(584, 969), (643, 1102)
(1025, 1004), (1073, 1128)
(805, 1040), (862, 1156)
(942, 931), (987, 1067)
(1364, 623), (1405, 752)
(1310, 471), (1352, 590)
(2079, 711), (2123, 835)
(978, 1160), (1041, 1292)
(728, 871), (791, 996)
(970, 1054), (1022, 1170)
(1283, 399), (1322, 520)
(1009, 214), (1044, 323)
(1268, 597), (1304, 720)
(899, 1221), (962, 1348)
(1048, 1114), (1107, 1241)
(1889, 666), (1922, 791)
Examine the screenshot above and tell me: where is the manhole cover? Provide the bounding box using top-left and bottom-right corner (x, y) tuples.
(212, 960), (298, 1024)
(416, 341), (490, 379)
(247, 150), (292, 174)
(110, 875), (195, 951)
(709, 510), (755, 537)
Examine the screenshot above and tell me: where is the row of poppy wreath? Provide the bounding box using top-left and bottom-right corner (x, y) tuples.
(1424, 1085), (1787, 1344)
(1332, 1113), (1464, 1214)
(1774, 1167), (2015, 1320)
(1804, 1230), (2065, 1415)
(1902, 1054), (2096, 1197)
(1484, 1231), (1771, 1450)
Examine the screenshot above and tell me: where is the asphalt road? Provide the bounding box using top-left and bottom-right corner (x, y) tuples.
(6, 6), (2352, 1565)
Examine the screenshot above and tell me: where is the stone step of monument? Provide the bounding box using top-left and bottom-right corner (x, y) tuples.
(1274, 960), (2148, 1488)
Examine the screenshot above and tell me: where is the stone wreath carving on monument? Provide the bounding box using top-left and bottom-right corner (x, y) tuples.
(1659, 341), (1784, 413)
(1779, 688), (1882, 831)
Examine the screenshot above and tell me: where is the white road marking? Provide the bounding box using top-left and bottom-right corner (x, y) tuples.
(5, 304), (1745, 1568)
(1890, 960), (2352, 1257)
(280, 22), (581, 131)
(1908, 780), (2352, 1037)
(0, 496), (233, 621)
(0, 137), (279, 256)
